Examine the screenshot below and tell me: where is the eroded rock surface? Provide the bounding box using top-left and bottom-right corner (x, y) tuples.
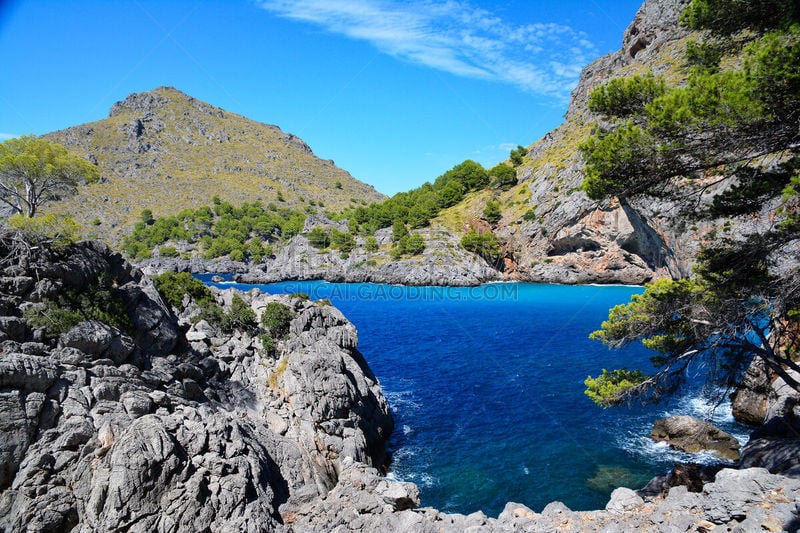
(0, 238), (395, 531)
(651, 415), (741, 461)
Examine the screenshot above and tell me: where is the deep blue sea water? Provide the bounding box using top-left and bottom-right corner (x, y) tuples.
(200, 278), (750, 516)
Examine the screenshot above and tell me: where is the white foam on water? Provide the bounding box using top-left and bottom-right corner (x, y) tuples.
(384, 390), (421, 412)
(616, 388), (752, 465)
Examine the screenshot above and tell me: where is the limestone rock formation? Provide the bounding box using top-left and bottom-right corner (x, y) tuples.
(0, 236), (398, 531)
(235, 223), (500, 287)
(732, 358), (772, 425)
(650, 415), (741, 461)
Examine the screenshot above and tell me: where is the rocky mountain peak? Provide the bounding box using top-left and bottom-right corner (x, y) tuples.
(567, 0), (690, 119)
(108, 86), (225, 120)
(622, 0), (691, 60)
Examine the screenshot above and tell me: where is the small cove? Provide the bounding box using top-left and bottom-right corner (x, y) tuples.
(201, 278), (750, 516)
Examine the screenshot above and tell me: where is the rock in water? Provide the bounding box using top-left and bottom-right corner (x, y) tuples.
(651, 416), (741, 461)
(731, 358), (771, 425)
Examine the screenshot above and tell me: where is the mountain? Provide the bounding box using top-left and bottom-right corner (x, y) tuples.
(436, 0), (717, 284)
(43, 86), (385, 242)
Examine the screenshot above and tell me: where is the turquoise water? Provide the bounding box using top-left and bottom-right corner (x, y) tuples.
(201, 279), (749, 516)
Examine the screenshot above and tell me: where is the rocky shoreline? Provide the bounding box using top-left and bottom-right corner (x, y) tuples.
(0, 239), (798, 531)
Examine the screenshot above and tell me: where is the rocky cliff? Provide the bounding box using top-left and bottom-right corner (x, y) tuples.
(435, 0), (770, 285)
(138, 213), (500, 287)
(0, 235), (403, 531)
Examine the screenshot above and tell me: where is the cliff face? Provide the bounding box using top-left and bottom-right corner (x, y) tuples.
(0, 236), (402, 531)
(436, 0), (770, 285)
(492, 0), (694, 284)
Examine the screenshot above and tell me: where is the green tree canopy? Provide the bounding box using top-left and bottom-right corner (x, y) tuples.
(582, 0), (800, 406)
(0, 135), (98, 217)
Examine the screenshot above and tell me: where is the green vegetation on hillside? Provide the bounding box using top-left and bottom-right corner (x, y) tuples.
(583, 0), (800, 406)
(23, 273), (133, 338)
(123, 198), (306, 261)
(43, 87), (385, 243)
(343, 156), (520, 232)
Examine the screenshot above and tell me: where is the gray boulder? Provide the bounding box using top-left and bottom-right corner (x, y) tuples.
(651, 415), (741, 461)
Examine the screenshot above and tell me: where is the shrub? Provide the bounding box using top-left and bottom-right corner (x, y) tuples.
(159, 245), (179, 258)
(23, 276), (133, 337)
(390, 244), (404, 260)
(330, 228), (356, 253)
(153, 272), (215, 311)
(229, 248), (244, 262)
(510, 145), (527, 166)
(587, 73), (667, 118)
(365, 236), (379, 252)
(140, 209), (154, 225)
(6, 213), (80, 250)
(461, 230), (502, 265)
(483, 200), (502, 224)
(261, 301), (294, 339)
(391, 220), (409, 242)
(522, 209), (538, 222)
(221, 294), (257, 332)
(405, 233), (425, 255)
(261, 335), (276, 357)
(307, 226), (330, 249)
(489, 164), (518, 190)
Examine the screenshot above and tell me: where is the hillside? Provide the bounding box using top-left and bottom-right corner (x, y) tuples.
(43, 87), (385, 243)
(436, 0), (722, 284)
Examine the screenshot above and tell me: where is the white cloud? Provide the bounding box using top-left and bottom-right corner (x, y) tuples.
(259, 0), (596, 100)
(0, 133), (19, 141)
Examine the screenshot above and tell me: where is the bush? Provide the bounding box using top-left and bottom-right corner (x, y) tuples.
(159, 245), (179, 258)
(522, 209), (538, 222)
(330, 228), (356, 253)
(489, 164), (518, 190)
(587, 73), (667, 118)
(261, 301), (294, 338)
(510, 145), (527, 166)
(365, 236), (379, 252)
(461, 230), (502, 265)
(153, 272), (215, 311)
(22, 276), (134, 337)
(6, 213), (80, 250)
(307, 226), (330, 249)
(261, 335), (276, 357)
(390, 244), (404, 260)
(483, 200), (502, 224)
(221, 294), (257, 332)
(405, 233), (425, 255)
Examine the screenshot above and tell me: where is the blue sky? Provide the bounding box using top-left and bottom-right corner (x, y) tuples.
(0, 0), (642, 195)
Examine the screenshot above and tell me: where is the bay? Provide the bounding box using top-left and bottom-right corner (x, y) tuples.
(200, 278), (749, 516)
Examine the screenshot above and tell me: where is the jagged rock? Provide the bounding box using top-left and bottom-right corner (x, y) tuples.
(235, 224), (501, 287)
(0, 239), (397, 531)
(605, 487), (644, 513)
(637, 462), (723, 497)
(0, 317), (26, 343)
(701, 468), (800, 524)
(651, 415), (741, 461)
(59, 320), (135, 364)
(731, 358), (771, 425)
